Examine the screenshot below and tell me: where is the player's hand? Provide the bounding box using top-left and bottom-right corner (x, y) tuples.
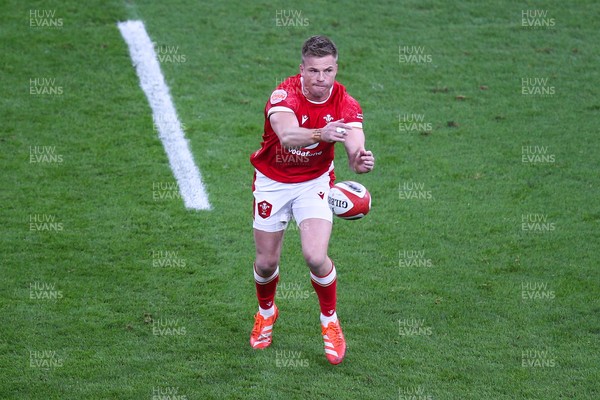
(354, 150), (375, 174)
(321, 119), (353, 143)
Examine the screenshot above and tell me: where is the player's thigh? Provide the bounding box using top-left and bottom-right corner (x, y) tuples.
(292, 174), (333, 269)
(253, 228), (285, 273)
(252, 170), (294, 273)
(299, 218), (332, 268)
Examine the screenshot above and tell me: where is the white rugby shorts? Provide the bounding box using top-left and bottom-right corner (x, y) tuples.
(252, 169), (333, 232)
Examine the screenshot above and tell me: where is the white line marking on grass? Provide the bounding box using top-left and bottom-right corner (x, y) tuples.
(117, 20), (211, 210)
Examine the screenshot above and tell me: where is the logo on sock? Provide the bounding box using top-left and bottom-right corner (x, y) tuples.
(327, 309), (334, 316)
(266, 301), (273, 307)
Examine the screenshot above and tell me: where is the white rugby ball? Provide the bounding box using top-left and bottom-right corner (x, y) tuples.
(328, 181), (371, 220)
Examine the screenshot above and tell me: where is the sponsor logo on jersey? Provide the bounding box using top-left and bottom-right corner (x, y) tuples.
(284, 145), (322, 157)
(270, 89), (287, 104)
(301, 115), (308, 125)
(318, 191), (325, 199)
(356, 113), (363, 120)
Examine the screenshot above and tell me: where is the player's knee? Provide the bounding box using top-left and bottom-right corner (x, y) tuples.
(254, 257), (279, 276)
(303, 252), (327, 270)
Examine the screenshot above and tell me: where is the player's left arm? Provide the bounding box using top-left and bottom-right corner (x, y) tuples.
(343, 126), (375, 174)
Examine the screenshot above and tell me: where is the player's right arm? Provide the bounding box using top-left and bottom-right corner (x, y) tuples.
(270, 112), (352, 148)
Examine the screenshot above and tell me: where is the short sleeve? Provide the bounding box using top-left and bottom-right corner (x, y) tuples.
(266, 88), (298, 118)
(342, 94), (363, 128)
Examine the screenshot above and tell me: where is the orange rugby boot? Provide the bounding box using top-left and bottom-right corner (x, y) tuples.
(321, 319), (346, 365)
(250, 306), (279, 349)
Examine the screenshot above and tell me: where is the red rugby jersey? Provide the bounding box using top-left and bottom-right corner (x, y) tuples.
(250, 74), (363, 183)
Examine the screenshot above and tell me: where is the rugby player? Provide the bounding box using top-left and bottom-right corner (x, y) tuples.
(249, 35), (375, 365)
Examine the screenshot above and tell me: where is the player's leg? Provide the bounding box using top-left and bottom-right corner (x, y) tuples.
(298, 218), (337, 323)
(293, 173), (346, 364)
(298, 218), (333, 275)
(250, 227), (286, 350)
(253, 228), (284, 313)
(250, 171), (291, 349)
(298, 217), (346, 364)
(293, 176), (337, 322)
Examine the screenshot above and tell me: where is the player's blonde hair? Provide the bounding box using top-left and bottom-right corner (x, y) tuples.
(302, 35), (338, 62)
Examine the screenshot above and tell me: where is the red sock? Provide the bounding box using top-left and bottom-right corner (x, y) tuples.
(254, 264), (279, 310)
(310, 262), (337, 317)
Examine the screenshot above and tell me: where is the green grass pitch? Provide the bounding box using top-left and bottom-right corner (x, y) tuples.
(1, 0), (599, 398)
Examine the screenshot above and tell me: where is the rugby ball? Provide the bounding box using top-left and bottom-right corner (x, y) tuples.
(328, 181), (371, 220)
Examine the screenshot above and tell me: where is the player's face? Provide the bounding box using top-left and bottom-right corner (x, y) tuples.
(300, 55), (338, 102)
